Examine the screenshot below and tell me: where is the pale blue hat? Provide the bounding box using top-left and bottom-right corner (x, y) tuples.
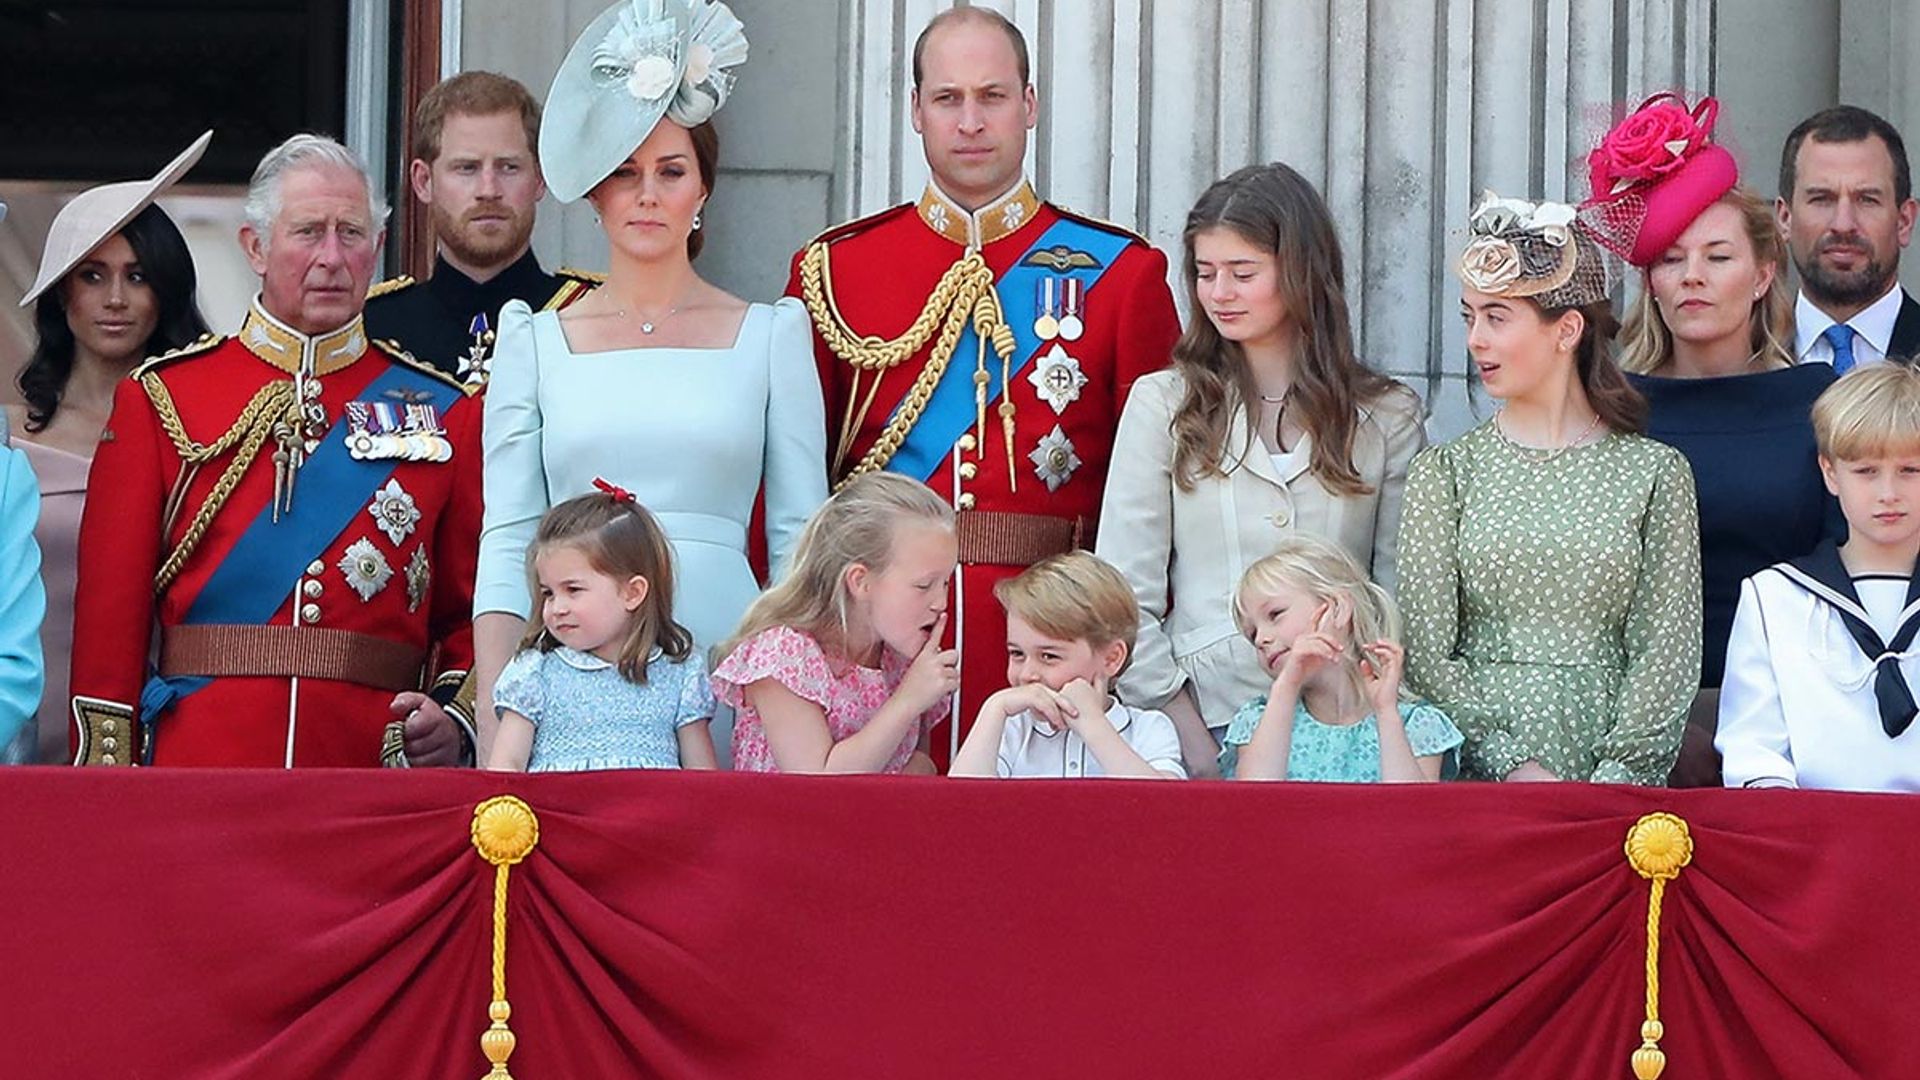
(540, 0), (749, 203)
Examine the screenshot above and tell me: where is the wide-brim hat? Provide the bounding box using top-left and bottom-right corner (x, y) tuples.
(540, 0), (748, 203)
(21, 130), (212, 307)
(1583, 94), (1740, 268)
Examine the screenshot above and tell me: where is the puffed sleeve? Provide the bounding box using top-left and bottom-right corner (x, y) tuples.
(1713, 575), (1797, 788)
(476, 300), (547, 620)
(676, 651), (716, 727)
(490, 649), (546, 724)
(1097, 373), (1186, 710)
(1590, 450), (1701, 785)
(1215, 696), (1268, 780)
(761, 298), (830, 578)
(1367, 385), (1428, 593)
(1398, 444), (1516, 779)
(0, 443), (44, 749)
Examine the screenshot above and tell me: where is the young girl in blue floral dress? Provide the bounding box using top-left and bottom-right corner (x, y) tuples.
(486, 480), (718, 772)
(1221, 535), (1461, 782)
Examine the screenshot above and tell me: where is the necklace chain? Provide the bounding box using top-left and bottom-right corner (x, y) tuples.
(1494, 408), (1602, 463)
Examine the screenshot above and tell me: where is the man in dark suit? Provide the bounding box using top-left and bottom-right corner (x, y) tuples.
(1778, 105), (1920, 369)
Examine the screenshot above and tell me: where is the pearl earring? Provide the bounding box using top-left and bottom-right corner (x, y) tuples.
(693, 211), (703, 231)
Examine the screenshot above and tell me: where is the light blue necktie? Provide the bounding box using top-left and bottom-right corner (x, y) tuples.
(1826, 323), (1859, 375)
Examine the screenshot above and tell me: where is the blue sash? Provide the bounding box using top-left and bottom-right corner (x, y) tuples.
(140, 363), (462, 726)
(887, 217), (1135, 483)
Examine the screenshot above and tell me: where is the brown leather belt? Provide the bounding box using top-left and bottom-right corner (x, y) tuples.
(956, 509), (1084, 567)
(160, 625), (427, 691)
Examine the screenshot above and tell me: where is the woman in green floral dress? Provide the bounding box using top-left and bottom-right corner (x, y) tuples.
(1398, 194), (1701, 784)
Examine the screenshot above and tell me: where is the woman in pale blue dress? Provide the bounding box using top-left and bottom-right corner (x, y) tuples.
(472, 0), (828, 756)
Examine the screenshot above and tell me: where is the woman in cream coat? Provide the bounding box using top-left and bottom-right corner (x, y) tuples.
(1097, 164), (1424, 776)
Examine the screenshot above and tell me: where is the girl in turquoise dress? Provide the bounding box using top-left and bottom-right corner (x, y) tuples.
(1398, 195), (1701, 784)
(1220, 536), (1460, 782)
(472, 1), (829, 759)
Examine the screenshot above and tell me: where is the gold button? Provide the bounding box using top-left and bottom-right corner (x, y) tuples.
(102, 736), (118, 753)
(102, 719), (117, 735)
(307, 560), (326, 576)
(101, 753), (118, 765)
(301, 603), (322, 623)
(958, 493), (977, 510)
(957, 432), (978, 453)
(959, 462), (978, 481)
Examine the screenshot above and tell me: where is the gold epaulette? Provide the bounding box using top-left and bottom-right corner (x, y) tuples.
(131, 332), (224, 379)
(1051, 204), (1155, 248)
(366, 275), (417, 300)
(555, 266), (605, 285)
(544, 268), (603, 311)
(801, 202), (916, 251)
(373, 338), (475, 395)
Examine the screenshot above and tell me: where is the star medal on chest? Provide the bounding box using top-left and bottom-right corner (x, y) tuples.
(344, 392), (454, 463)
(458, 312), (496, 388)
(1028, 343), (1088, 415)
(1029, 425), (1082, 492)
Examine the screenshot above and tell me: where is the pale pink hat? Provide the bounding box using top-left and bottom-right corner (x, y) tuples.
(20, 130), (212, 306)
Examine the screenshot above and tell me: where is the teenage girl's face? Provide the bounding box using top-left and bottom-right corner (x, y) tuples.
(1459, 287), (1580, 403)
(1004, 613), (1125, 694)
(1648, 201), (1774, 353)
(851, 523), (957, 659)
(1241, 580), (1338, 676)
(586, 121), (705, 264)
(534, 543), (648, 662)
(62, 233), (159, 366)
(1191, 226), (1289, 354)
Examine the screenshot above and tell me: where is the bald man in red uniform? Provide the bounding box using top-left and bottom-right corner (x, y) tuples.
(786, 9), (1180, 767)
(70, 135), (482, 767)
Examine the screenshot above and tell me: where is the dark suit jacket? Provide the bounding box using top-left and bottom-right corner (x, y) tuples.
(1893, 288), (1920, 364)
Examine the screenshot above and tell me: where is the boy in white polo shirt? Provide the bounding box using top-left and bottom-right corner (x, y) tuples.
(951, 552), (1186, 779)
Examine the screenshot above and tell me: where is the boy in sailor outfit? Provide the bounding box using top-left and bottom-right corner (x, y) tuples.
(1719, 364), (1920, 790)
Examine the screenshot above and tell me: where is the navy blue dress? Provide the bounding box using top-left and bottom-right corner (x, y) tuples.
(1630, 364), (1840, 687)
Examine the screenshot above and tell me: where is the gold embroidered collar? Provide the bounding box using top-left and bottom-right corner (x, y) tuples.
(916, 179), (1040, 249)
(238, 298), (369, 376)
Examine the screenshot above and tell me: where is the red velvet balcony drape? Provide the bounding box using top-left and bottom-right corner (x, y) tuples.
(3, 769), (1911, 1078)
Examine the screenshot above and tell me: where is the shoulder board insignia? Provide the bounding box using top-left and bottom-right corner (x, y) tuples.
(545, 271), (602, 311)
(366, 275), (417, 301)
(554, 266), (606, 285)
(1050, 204), (1154, 248)
(131, 332), (225, 379)
(1023, 245), (1105, 272)
(373, 338), (474, 395)
(803, 202), (917, 249)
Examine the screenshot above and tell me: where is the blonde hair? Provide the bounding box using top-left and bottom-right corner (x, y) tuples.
(994, 552), (1139, 673)
(1617, 186), (1796, 375)
(1813, 364), (1920, 460)
(1234, 536), (1401, 652)
(716, 473), (955, 664)
(523, 491), (690, 683)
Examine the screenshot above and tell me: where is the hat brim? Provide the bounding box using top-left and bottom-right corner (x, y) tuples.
(20, 130), (212, 307)
(540, 2), (692, 203)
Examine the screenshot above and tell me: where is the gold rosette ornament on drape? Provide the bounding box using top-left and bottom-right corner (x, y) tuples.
(472, 796), (541, 1079)
(1623, 812), (1693, 1079)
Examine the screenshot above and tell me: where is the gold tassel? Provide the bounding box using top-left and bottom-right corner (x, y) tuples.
(1623, 812), (1693, 1080)
(472, 796), (541, 1079)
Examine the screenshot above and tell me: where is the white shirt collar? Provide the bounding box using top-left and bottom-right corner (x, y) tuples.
(1794, 281), (1906, 364)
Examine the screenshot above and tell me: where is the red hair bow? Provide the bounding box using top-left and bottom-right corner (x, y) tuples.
(592, 477), (636, 504)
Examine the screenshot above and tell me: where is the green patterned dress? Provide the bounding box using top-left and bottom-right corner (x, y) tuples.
(1397, 421), (1701, 784)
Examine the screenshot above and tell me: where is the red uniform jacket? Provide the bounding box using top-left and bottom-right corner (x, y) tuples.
(786, 181), (1181, 764)
(69, 302), (483, 767)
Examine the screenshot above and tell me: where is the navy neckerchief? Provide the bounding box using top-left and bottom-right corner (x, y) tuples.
(1774, 540), (1920, 737)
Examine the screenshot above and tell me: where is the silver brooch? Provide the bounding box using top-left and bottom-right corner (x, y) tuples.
(1028, 344), (1088, 414)
(405, 545), (431, 614)
(1029, 426), (1082, 492)
(368, 478), (421, 545)
(339, 537), (394, 602)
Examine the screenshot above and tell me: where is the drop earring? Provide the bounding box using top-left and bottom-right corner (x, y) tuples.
(693, 211), (703, 231)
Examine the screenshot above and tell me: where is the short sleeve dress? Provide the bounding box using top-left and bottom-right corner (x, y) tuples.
(711, 626), (950, 773)
(1396, 422), (1702, 784)
(1217, 699), (1463, 781)
(492, 646), (713, 772)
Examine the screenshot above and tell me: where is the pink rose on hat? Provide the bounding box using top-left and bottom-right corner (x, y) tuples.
(1589, 96), (1709, 196)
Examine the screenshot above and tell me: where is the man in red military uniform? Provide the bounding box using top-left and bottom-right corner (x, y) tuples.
(69, 134), (482, 768)
(786, 8), (1181, 767)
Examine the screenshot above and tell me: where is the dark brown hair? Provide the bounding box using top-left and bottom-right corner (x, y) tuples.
(412, 71), (542, 166)
(1169, 162), (1401, 495)
(1780, 104), (1911, 204)
(686, 121), (719, 260)
(1528, 298), (1645, 434)
(911, 7), (1030, 88)
(522, 491), (692, 683)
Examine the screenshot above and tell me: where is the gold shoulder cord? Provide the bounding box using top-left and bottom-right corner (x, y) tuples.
(798, 241), (1018, 490)
(142, 372), (298, 593)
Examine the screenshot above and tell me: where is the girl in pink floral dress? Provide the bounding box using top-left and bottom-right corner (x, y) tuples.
(712, 473), (958, 773)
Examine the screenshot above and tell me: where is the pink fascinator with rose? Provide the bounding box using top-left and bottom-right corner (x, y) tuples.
(1582, 93), (1740, 268)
